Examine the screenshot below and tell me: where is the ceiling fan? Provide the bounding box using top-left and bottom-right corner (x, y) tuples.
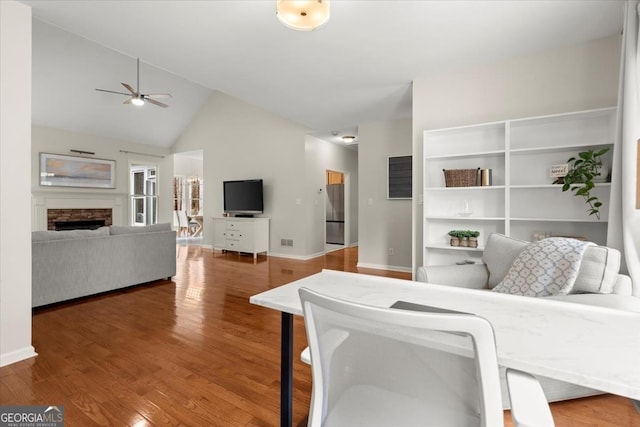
(95, 58), (171, 108)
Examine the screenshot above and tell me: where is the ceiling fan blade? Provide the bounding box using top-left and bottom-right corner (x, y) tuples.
(145, 93), (172, 99)
(95, 88), (130, 96)
(146, 98), (168, 108)
(123, 98), (133, 105)
(121, 83), (137, 95)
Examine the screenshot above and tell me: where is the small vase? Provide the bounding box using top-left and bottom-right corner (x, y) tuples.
(469, 237), (478, 248)
(450, 237), (460, 247)
(460, 237), (469, 247)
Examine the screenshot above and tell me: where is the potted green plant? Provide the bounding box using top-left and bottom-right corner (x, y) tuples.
(561, 148), (610, 220)
(460, 230), (471, 247)
(448, 230), (461, 246)
(457, 230), (470, 247)
(468, 230), (480, 248)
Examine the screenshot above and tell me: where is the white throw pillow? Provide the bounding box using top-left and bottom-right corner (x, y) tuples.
(481, 233), (529, 288)
(492, 238), (593, 297)
(571, 245), (621, 294)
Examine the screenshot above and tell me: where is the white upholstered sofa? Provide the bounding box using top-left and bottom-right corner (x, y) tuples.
(416, 233), (639, 406)
(417, 233), (638, 310)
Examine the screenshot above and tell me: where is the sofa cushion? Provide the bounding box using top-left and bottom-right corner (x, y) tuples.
(32, 226), (110, 241)
(492, 237), (592, 297)
(482, 233), (529, 288)
(571, 245), (621, 294)
(109, 222), (171, 235)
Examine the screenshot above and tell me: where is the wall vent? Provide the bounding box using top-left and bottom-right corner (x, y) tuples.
(280, 239), (294, 247)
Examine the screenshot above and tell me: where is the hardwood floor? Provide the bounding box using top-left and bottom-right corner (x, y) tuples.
(1, 245), (638, 426)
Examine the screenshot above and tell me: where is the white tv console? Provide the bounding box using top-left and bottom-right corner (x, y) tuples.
(212, 217), (269, 259)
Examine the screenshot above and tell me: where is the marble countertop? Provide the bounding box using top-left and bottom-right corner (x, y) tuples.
(250, 269), (640, 400)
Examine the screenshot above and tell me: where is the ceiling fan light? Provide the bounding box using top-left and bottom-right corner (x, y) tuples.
(131, 97), (145, 106)
(276, 0), (330, 31)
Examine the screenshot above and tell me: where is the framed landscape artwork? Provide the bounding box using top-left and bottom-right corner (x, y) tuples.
(40, 153), (116, 189)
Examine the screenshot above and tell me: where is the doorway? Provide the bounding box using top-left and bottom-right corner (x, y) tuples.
(173, 150), (204, 242)
(326, 170), (345, 251)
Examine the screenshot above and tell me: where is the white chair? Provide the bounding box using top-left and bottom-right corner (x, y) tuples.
(506, 369), (556, 427)
(176, 210), (192, 236)
(298, 287), (554, 427)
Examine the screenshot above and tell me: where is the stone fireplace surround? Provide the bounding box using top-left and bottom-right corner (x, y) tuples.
(47, 208), (113, 231)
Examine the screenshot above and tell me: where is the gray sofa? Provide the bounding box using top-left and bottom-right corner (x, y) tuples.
(32, 223), (176, 307)
(416, 233), (639, 407)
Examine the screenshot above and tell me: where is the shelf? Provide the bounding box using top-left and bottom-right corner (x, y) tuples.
(508, 107), (616, 126)
(510, 183), (611, 189)
(425, 150), (505, 160)
(425, 243), (484, 252)
(425, 216), (505, 221)
(424, 185), (505, 191)
(510, 143), (613, 155)
(510, 217), (608, 223)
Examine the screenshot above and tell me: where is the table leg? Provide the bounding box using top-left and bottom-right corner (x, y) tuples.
(281, 312), (293, 427)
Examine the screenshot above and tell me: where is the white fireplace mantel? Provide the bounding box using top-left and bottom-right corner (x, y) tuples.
(32, 191), (127, 230)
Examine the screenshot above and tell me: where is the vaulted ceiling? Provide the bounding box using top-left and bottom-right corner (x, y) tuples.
(23, 0), (624, 148)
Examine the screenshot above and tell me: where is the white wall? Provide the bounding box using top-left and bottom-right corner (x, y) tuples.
(358, 118), (413, 272)
(1, 0), (36, 367)
(31, 126), (173, 230)
(174, 153), (203, 177)
(172, 91), (315, 258)
(304, 136), (358, 257)
(412, 34), (622, 275)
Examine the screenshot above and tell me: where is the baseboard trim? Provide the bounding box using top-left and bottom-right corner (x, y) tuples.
(269, 251), (325, 261)
(0, 345), (37, 367)
(356, 262), (412, 273)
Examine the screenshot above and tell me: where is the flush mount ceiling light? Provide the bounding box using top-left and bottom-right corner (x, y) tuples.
(342, 135), (357, 143)
(276, 0), (330, 31)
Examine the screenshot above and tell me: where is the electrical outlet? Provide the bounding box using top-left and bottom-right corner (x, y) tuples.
(388, 248), (394, 255)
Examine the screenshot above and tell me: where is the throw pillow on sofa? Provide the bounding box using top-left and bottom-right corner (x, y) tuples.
(492, 237), (593, 297)
(482, 233), (529, 288)
(571, 245), (621, 294)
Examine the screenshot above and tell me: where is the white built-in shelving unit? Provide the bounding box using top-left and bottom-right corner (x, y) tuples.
(423, 107), (616, 266)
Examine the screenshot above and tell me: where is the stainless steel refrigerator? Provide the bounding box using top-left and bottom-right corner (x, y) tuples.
(326, 183), (345, 245)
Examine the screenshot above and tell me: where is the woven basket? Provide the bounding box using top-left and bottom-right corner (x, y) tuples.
(443, 168), (479, 187)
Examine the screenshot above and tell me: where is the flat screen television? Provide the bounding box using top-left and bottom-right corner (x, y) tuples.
(223, 179), (264, 215)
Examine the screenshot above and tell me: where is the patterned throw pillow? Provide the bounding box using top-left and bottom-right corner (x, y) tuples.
(492, 237), (593, 297)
